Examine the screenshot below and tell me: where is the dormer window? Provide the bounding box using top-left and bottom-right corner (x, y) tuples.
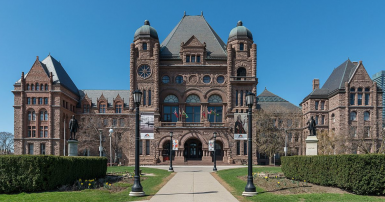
(143, 43), (147, 50)
(99, 103), (106, 113)
(191, 55), (195, 62)
(197, 55), (200, 62)
(240, 43), (244, 51)
(186, 55), (190, 63)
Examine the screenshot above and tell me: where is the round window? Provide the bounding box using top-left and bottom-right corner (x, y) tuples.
(176, 75), (184, 84)
(162, 75), (170, 84)
(217, 76), (225, 84)
(203, 76), (211, 83)
(137, 65), (151, 79)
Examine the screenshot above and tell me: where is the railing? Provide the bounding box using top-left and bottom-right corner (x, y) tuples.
(183, 122), (204, 127)
(210, 123), (225, 127)
(230, 76), (257, 82)
(160, 122), (176, 127)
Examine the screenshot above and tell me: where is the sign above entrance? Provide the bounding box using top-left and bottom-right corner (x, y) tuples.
(234, 134), (247, 140)
(172, 140), (178, 150)
(140, 112), (154, 139)
(209, 140), (214, 151)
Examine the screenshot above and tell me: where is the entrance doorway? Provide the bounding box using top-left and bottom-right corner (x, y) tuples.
(184, 139), (202, 160)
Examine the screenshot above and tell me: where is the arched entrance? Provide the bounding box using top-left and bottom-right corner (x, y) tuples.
(184, 138), (202, 160)
(212, 141), (224, 161)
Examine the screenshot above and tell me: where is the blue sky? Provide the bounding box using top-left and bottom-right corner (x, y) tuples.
(1, 0), (385, 133)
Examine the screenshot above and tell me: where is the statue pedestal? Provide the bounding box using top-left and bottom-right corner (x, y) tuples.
(68, 140), (79, 156)
(306, 136), (318, 156)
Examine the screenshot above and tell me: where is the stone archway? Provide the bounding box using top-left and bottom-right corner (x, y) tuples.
(184, 138), (203, 161)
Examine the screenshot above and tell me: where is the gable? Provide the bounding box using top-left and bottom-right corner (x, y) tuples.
(349, 62), (372, 83)
(183, 36), (205, 47)
(24, 57), (50, 82)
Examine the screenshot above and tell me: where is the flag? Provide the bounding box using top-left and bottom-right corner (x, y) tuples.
(182, 110), (189, 118)
(179, 108), (182, 119)
(202, 108), (206, 118)
(173, 109), (178, 119)
(208, 109), (212, 115)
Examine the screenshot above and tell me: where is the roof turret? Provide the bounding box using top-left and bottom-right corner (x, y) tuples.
(134, 20), (158, 40)
(228, 21), (253, 42)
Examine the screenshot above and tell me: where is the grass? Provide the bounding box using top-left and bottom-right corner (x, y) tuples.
(0, 166), (172, 202)
(217, 166), (385, 202)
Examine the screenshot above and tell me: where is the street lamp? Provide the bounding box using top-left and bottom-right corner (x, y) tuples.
(243, 92), (257, 196)
(213, 132), (217, 172)
(129, 90), (145, 197)
(168, 132), (174, 172)
(109, 128), (113, 166)
(99, 130), (103, 157)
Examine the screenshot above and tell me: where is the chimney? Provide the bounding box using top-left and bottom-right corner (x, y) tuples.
(312, 79), (320, 90)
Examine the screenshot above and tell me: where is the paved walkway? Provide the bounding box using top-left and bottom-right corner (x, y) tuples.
(146, 166), (242, 202)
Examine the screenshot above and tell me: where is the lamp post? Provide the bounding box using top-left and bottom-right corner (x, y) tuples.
(129, 90), (145, 197)
(99, 130), (103, 157)
(168, 132), (174, 172)
(109, 128), (113, 166)
(213, 132), (217, 172)
(242, 92), (257, 196)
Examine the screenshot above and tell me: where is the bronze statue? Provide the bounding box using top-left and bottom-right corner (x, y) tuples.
(69, 115), (79, 140)
(307, 116), (317, 136)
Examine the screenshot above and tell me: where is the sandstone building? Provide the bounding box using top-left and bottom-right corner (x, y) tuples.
(301, 59), (383, 154)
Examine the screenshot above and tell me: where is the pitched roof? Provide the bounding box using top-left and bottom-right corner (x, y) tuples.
(79, 90), (130, 108)
(257, 88), (300, 112)
(160, 15), (227, 59)
(15, 55), (79, 96)
(321, 59), (358, 92)
(40, 55), (79, 96)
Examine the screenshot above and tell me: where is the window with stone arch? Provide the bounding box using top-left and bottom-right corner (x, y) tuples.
(331, 113), (335, 123)
(163, 95), (179, 122)
(186, 94), (201, 123)
(186, 94), (200, 103)
(164, 95), (178, 103)
(208, 95), (223, 123)
(365, 87), (370, 105)
(45, 84), (48, 91)
(28, 109), (36, 121)
(350, 87), (355, 105)
(236, 67), (246, 80)
(364, 111), (370, 121)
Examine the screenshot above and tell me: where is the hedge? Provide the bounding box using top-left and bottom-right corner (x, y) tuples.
(281, 154), (385, 195)
(0, 155), (107, 193)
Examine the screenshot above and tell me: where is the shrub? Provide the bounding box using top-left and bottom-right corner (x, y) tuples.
(0, 155), (107, 193)
(281, 154), (385, 195)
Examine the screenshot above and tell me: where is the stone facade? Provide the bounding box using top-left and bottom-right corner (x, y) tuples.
(301, 60), (383, 154)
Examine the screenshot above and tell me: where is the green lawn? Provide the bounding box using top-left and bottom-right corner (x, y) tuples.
(217, 166), (384, 202)
(0, 166), (171, 202)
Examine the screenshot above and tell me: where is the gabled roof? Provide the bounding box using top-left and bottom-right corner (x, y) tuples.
(160, 15), (227, 59)
(257, 88), (300, 112)
(79, 90), (130, 108)
(15, 55), (79, 96)
(321, 59), (358, 91)
(40, 55), (79, 96)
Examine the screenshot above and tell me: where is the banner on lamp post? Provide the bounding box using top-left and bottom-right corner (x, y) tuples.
(140, 112), (154, 139)
(172, 140), (178, 150)
(209, 140), (215, 151)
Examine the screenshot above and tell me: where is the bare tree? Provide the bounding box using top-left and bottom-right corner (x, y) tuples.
(0, 132), (14, 154)
(254, 105), (301, 164)
(345, 125), (382, 154)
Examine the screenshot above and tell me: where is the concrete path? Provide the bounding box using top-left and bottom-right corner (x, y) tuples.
(147, 166), (242, 202)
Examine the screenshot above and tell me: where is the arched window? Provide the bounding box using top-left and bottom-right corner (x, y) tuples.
(185, 94), (201, 122)
(237, 67), (246, 77)
(331, 113), (335, 123)
(99, 102), (106, 113)
(163, 95), (179, 122)
(28, 110), (36, 121)
(40, 84), (43, 91)
(357, 88), (362, 92)
(164, 95), (179, 103)
(364, 111), (370, 121)
(350, 111), (357, 121)
(45, 84), (48, 91)
(208, 95), (223, 123)
(186, 95), (200, 103)
(27, 84), (30, 90)
(208, 95), (223, 103)
(40, 111), (44, 121)
(350, 87), (355, 105)
(31, 84), (34, 91)
(36, 83), (39, 91)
